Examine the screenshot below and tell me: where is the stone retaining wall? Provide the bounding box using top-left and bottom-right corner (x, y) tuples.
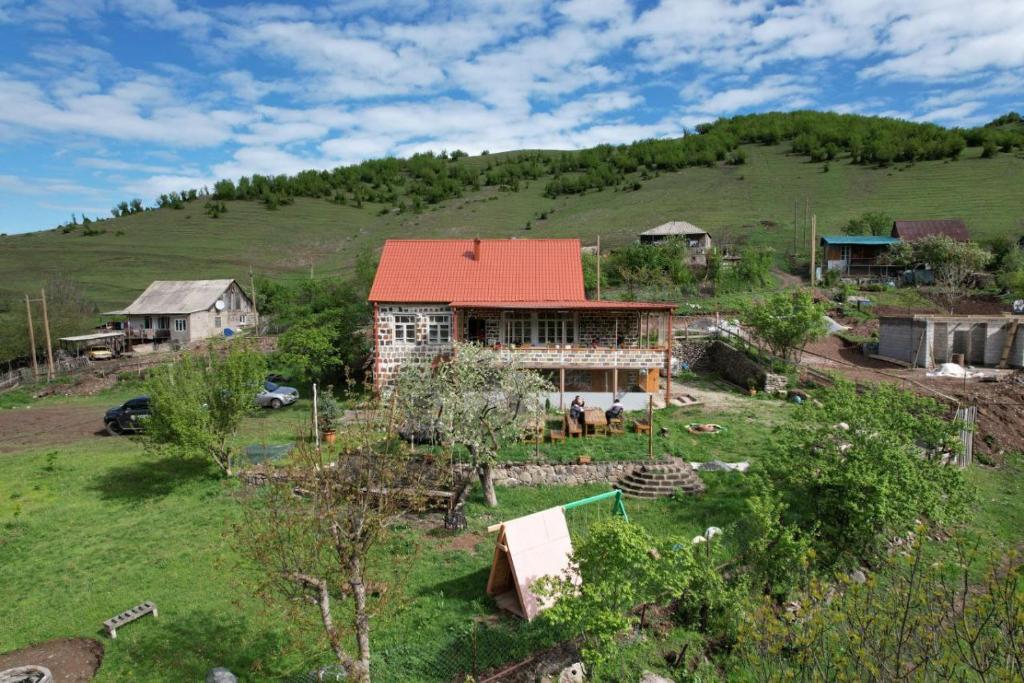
(696, 340), (768, 389)
(458, 461), (646, 487)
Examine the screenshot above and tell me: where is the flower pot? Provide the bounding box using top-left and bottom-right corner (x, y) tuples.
(323, 429), (337, 444)
(747, 388), (757, 396)
(577, 455), (592, 464)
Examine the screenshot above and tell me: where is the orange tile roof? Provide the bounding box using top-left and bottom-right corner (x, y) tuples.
(368, 239), (587, 303)
(449, 300), (676, 310)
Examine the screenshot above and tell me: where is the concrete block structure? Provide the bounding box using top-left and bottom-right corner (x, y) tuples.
(878, 314), (1024, 368)
(369, 238), (675, 399)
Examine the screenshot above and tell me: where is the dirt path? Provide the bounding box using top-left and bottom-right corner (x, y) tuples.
(0, 405), (108, 454)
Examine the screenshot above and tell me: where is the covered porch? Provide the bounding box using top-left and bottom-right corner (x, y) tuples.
(449, 300), (675, 402)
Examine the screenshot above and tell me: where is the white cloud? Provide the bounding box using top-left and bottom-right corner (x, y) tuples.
(685, 74), (816, 116)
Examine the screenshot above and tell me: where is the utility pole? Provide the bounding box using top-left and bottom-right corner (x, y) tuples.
(40, 288), (55, 380)
(249, 265), (260, 334)
(809, 214), (817, 286)
(596, 235), (601, 300)
(24, 295), (39, 378)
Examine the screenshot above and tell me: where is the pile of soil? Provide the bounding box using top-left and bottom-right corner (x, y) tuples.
(924, 293), (1009, 316)
(927, 376), (1024, 463)
(0, 638), (103, 682)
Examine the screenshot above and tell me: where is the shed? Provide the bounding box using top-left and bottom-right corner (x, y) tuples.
(639, 221), (712, 264)
(819, 235), (900, 276)
(486, 507), (578, 621)
(58, 331), (126, 356)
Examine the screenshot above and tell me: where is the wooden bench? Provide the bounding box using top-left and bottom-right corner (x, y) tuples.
(607, 418), (624, 436)
(634, 420), (651, 435)
(549, 429), (565, 444)
(104, 601), (157, 639)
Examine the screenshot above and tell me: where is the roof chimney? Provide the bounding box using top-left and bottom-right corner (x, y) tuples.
(473, 237), (481, 261)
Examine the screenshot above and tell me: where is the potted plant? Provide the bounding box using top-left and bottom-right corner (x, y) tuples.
(577, 454), (592, 464)
(746, 377), (758, 396)
(318, 386), (341, 444)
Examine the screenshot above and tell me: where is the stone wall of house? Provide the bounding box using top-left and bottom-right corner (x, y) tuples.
(457, 461), (646, 487)
(374, 303), (454, 387)
(373, 304), (669, 387)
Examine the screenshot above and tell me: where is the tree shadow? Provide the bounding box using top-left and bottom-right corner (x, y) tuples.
(419, 565), (491, 603)
(88, 455), (214, 503)
(116, 607), (291, 680)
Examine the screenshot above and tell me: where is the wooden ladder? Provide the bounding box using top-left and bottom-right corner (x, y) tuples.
(997, 319), (1021, 369)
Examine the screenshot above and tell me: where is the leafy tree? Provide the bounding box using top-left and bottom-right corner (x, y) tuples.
(741, 289), (828, 361)
(887, 236), (990, 312)
(277, 325), (345, 385)
(534, 518), (701, 675)
(733, 490), (812, 599)
(237, 408), (436, 683)
(393, 343), (550, 506)
(734, 247), (774, 287)
(580, 252), (607, 297)
(141, 344), (266, 475)
(759, 381), (971, 567)
(998, 247), (1024, 298)
(736, 535), (1024, 681)
(842, 211), (892, 236)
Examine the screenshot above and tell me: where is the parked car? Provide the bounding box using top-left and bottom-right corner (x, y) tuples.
(104, 396), (150, 435)
(87, 345), (114, 360)
(256, 381), (298, 409)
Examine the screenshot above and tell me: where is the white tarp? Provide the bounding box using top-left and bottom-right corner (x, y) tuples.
(927, 362), (981, 379)
(823, 315), (848, 334)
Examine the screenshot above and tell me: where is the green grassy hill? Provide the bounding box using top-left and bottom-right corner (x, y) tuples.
(2, 142), (1023, 310)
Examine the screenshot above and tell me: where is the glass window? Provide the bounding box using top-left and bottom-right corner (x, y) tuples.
(174, 318), (187, 332)
(427, 314), (451, 343)
(538, 316), (574, 344)
(214, 316), (222, 328)
(394, 314), (417, 343)
(504, 314), (531, 345)
(143, 316), (152, 329)
(239, 314), (247, 324)
(157, 317), (170, 330)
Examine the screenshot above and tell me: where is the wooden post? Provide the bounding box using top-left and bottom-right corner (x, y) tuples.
(40, 288), (55, 380)
(596, 235), (601, 301)
(665, 309), (673, 403)
(312, 382), (320, 451)
(559, 367), (565, 410)
(647, 394), (654, 460)
(24, 295), (39, 378)
(809, 214), (817, 285)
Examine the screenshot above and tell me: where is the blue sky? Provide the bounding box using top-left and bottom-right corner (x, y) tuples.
(0, 0), (1022, 234)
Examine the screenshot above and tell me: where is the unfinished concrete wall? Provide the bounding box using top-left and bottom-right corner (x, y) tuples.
(879, 316), (1024, 368)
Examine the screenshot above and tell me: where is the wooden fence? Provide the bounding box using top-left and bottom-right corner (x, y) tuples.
(953, 405), (977, 468)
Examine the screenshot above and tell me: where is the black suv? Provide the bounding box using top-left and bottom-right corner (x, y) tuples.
(104, 396), (151, 435)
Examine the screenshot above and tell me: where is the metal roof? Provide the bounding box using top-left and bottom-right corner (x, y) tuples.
(108, 279), (243, 315)
(59, 331), (125, 343)
(820, 235), (900, 246)
(640, 221), (708, 237)
(891, 219), (969, 242)
(368, 239), (586, 303)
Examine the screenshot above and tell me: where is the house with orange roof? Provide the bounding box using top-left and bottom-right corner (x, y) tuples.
(368, 238), (675, 401)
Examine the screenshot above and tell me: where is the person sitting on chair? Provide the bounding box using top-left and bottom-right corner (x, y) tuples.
(605, 398), (624, 423)
(569, 395), (585, 425)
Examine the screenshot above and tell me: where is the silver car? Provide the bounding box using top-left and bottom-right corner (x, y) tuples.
(256, 380), (299, 409)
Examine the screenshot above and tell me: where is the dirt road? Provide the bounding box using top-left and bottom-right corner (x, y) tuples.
(0, 405), (108, 454)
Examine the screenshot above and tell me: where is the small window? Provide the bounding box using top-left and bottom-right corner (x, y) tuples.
(157, 316), (170, 330)
(143, 316), (152, 330)
(427, 315), (451, 344)
(394, 314), (417, 343)
(239, 314), (247, 324)
(174, 318), (187, 332)
(214, 316), (222, 328)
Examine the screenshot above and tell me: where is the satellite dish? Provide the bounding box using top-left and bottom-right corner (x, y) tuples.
(214, 299), (226, 311)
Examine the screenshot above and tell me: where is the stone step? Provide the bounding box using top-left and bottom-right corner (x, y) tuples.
(615, 482), (704, 496)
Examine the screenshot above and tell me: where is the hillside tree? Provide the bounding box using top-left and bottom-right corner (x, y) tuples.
(742, 289), (828, 361)
(393, 343), (550, 506)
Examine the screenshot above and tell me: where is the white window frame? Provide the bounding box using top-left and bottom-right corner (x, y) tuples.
(394, 314), (417, 344)
(239, 313), (247, 324)
(143, 316), (152, 330)
(214, 315), (222, 328)
(427, 314), (451, 344)
(504, 313), (531, 346)
(537, 315), (576, 345)
(157, 316), (170, 330)
(174, 318), (187, 332)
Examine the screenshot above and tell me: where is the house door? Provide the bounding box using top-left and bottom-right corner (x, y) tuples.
(466, 317), (486, 342)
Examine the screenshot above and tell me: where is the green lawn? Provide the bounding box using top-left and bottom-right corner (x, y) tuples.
(3, 143), (1022, 309)
(1, 382), (1021, 681)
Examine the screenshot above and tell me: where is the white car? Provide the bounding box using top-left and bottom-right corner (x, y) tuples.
(256, 381), (299, 409)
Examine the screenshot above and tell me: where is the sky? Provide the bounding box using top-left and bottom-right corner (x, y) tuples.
(0, 0), (1022, 234)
